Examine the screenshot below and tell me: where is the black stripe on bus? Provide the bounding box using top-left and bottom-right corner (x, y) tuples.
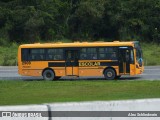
(48, 62), (65, 67)
(100, 61), (118, 66)
(48, 61), (119, 67)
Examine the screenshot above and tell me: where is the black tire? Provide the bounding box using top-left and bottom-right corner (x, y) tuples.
(43, 69), (55, 81)
(104, 68), (116, 80)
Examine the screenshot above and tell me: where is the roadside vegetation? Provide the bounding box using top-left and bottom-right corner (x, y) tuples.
(0, 80), (160, 105)
(0, 0), (160, 43)
(141, 42), (160, 66)
(0, 42), (18, 66)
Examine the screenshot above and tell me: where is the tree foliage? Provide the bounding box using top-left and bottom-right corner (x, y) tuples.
(0, 0), (160, 43)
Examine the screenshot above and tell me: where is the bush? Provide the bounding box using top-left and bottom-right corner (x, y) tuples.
(0, 43), (18, 66)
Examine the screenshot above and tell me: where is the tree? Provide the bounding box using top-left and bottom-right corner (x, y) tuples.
(68, 0), (105, 40)
(0, 0), (160, 43)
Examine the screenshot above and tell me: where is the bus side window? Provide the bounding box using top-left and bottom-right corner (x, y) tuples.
(66, 51), (72, 60)
(22, 48), (29, 61)
(110, 52), (117, 60)
(92, 54), (97, 59)
(126, 50), (130, 62)
(99, 54), (105, 59)
(41, 55), (45, 60)
(31, 55), (36, 60)
(46, 55), (53, 60)
(54, 55), (61, 60)
(35, 55), (41, 60)
(80, 54), (87, 59)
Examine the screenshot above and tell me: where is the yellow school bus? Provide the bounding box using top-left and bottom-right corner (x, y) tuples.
(18, 41), (144, 80)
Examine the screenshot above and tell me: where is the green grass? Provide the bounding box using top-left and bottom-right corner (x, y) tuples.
(0, 80), (160, 105)
(141, 42), (160, 66)
(0, 43), (18, 66)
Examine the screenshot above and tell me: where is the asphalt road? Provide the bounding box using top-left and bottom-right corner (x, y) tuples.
(0, 66), (160, 80)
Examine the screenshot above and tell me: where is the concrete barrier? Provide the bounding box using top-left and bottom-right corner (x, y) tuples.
(0, 99), (160, 120)
(48, 98), (160, 120)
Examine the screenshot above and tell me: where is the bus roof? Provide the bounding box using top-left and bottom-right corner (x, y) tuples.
(19, 41), (138, 48)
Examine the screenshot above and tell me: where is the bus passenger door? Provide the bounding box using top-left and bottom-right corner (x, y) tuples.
(65, 50), (79, 76)
(118, 47), (130, 74)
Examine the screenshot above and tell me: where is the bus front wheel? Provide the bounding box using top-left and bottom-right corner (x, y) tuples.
(104, 68), (116, 80)
(43, 69), (55, 81)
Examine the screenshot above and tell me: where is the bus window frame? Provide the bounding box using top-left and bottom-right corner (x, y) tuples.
(21, 48), (65, 61)
(79, 47), (119, 60)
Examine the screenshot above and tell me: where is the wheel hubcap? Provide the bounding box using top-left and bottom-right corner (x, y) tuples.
(107, 72), (112, 77)
(46, 73), (51, 78)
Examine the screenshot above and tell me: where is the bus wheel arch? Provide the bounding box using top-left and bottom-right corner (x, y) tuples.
(103, 67), (117, 80)
(42, 68), (55, 81)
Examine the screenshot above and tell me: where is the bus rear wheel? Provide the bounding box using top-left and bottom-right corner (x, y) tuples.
(104, 68), (116, 80)
(43, 69), (55, 81)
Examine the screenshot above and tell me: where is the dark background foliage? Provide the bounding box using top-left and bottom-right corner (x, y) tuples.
(0, 0), (160, 43)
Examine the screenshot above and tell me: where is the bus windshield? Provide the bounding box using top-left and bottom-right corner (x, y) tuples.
(135, 42), (143, 66)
